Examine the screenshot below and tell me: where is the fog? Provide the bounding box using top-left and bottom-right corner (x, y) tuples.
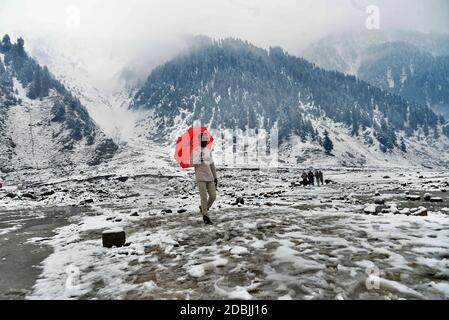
(1, 0), (448, 88)
(1, 0), (448, 51)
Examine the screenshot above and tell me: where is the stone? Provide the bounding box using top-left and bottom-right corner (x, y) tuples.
(130, 212), (139, 217)
(424, 193), (432, 201)
(237, 197), (245, 205)
(102, 229), (126, 248)
(41, 190), (55, 197)
(117, 177), (129, 182)
(406, 195), (421, 201)
(430, 197), (443, 203)
(374, 198), (385, 205)
(415, 208), (428, 217)
(162, 209), (172, 214)
(21, 193), (36, 200)
(177, 209), (187, 214)
(5, 193), (17, 198)
(364, 204), (377, 214)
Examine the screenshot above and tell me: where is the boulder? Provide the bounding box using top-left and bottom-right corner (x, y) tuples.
(80, 199), (94, 205)
(415, 208), (428, 217)
(430, 197), (443, 203)
(364, 204), (378, 214)
(424, 193), (432, 201)
(374, 198), (385, 205)
(102, 229), (126, 248)
(41, 190), (55, 197)
(21, 193), (36, 200)
(5, 193), (17, 198)
(130, 212), (139, 217)
(406, 195), (421, 201)
(177, 209), (187, 214)
(117, 177), (129, 182)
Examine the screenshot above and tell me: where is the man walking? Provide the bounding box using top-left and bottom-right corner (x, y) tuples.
(191, 133), (218, 225)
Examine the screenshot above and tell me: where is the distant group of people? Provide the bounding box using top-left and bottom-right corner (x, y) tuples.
(301, 169), (324, 186)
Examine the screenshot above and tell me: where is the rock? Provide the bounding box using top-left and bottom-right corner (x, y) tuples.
(161, 209), (172, 214)
(130, 212), (139, 217)
(325, 179), (334, 184)
(424, 193), (432, 201)
(5, 193), (17, 198)
(390, 205), (399, 214)
(374, 191), (381, 197)
(102, 229), (126, 248)
(177, 209), (187, 214)
(441, 189), (447, 193)
(114, 218), (122, 222)
(117, 177), (129, 182)
(21, 193), (36, 200)
(406, 195), (421, 201)
(430, 197), (443, 203)
(383, 176), (391, 179)
(415, 208), (428, 217)
(374, 198), (385, 205)
(106, 217), (114, 221)
(41, 190), (55, 197)
(364, 204), (378, 214)
(235, 197), (245, 205)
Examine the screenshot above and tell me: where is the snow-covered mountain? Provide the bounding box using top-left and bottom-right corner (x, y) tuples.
(0, 35), (118, 177)
(130, 38), (449, 168)
(303, 31), (449, 118)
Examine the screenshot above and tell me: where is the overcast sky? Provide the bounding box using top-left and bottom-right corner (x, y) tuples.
(1, 0), (448, 54)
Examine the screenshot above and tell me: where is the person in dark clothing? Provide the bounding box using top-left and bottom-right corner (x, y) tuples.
(301, 172), (309, 186)
(318, 170), (324, 185)
(308, 170), (314, 186)
(314, 170), (320, 186)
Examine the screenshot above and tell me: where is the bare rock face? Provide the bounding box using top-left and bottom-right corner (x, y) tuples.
(102, 229), (126, 248)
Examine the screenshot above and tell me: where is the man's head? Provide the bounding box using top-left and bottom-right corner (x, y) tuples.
(199, 133), (209, 148)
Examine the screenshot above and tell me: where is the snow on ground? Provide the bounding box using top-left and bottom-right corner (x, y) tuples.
(2, 167), (448, 300)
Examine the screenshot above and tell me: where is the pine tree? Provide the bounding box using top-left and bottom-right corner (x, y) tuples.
(322, 130), (334, 154)
(399, 137), (407, 153)
(0, 34), (12, 53)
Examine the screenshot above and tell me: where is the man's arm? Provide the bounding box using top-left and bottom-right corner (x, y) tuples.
(210, 162), (217, 179)
(210, 152), (218, 181)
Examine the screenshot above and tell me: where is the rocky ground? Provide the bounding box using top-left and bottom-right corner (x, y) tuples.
(1, 167), (449, 300)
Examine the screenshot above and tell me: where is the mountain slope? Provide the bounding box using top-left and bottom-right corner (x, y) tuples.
(131, 38), (446, 155)
(303, 31), (449, 118)
(0, 35), (118, 176)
